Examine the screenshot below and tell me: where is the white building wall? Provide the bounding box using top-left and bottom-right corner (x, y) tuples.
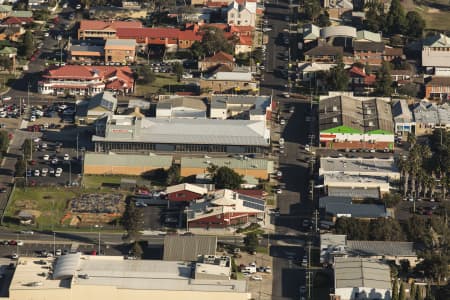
(210, 107), (227, 119)
(320, 132), (394, 143)
(335, 287), (391, 300)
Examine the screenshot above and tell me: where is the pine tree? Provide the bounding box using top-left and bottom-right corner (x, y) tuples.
(399, 282), (406, 300)
(375, 62), (393, 96)
(392, 278), (399, 300)
(410, 282), (416, 300)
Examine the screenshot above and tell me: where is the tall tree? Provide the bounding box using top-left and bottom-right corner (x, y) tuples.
(406, 11), (426, 38)
(136, 66), (156, 84)
(244, 232), (258, 252)
(172, 62), (184, 82)
(386, 0), (407, 35)
(304, 0), (322, 22)
(131, 241), (143, 258)
(375, 62), (393, 96)
(328, 56), (349, 91)
(122, 200), (144, 242)
(200, 27), (233, 56)
(392, 278), (399, 300)
(399, 282), (406, 300)
(0, 130), (9, 154)
(363, 0), (386, 32)
(214, 166), (243, 189)
(21, 30), (34, 58)
(166, 164), (181, 185)
(14, 157), (26, 177)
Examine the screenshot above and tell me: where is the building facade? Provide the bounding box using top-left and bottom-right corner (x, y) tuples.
(78, 20), (142, 40)
(104, 39), (136, 64)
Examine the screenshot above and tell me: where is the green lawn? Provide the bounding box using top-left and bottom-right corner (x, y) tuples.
(134, 74), (179, 97)
(4, 187), (77, 230)
(82, 175), (124, 189)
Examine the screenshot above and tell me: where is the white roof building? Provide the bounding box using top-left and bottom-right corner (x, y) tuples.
(319, 157), (400, 180)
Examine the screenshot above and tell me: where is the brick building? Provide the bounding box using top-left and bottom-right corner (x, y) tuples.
(104, 39), (136, 64)
(166, 183), (208, 203)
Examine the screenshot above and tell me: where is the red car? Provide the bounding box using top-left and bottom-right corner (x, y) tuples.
(8, 240), (17, 245)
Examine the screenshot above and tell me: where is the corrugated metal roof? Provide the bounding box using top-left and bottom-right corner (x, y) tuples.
(181, 157), (273, 171)
(84, 152), (173, 167)
(105, 38), (136, 47)
(163, 236), (217, 261)
(327, 186), (380, 199)
(347, 240), (416, 257)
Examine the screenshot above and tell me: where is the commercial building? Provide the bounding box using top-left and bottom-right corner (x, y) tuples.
(319, 156), (400, 180)
(166, 183), (208, 203)
(77, 19), (142, 40)
(330, 257), (392, 300)
(186, 189), (265, 228)
(92, 115), (270, 154)
(324, 173), (390, 194)
(156, 96), (207, 119)
(180, 156), (274, 180)
(83, 152), (173, 175)
(319, 93), (395, 151)
(210, 95), (274, 121)
(104, 39), (136, 64)
(9, 254), (248, 300)
(392, 99), (414, 135)
(327, 186), (380, 199)
(422, 33), (450, 75)
(199, 71), (257, 94)
(38, 65), (135, 96)
(413, 101), (450, 135)
(75, 91), (118, 124)
(319, 196), (388, 220)
(163, 235), (217, 261)
(425, 76), (450, 101)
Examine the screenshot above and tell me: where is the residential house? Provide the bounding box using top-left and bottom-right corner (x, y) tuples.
(210, 94), (273, 121)
(75, 91), (118, 125)
(422, 33), (450, 76)
(104, 38), (136, 64)
(331, 257), (392, 300)
(323, 0), (353, 19)
(302, 23), (321, 46)
(353, 41), (384, 66)
(234, 35), (252, 54)
(166, 183), (208, 204)
(186, 189), (265, 228)
(413, 100), (450, 135)
(297, 62), (335, 82)
(83, 153), (173, 176)
(391, 99), (414, 135)
(304, 45), (348, 64)
(0, 46), (16, 70)
(2, 16), (33, 26)
(390, 69), (413, 86)
(199, 71), (257, 94)
(348, 66), (376, 95)
(424, 76), (450, 100)
(227, 0), (257, 28)
(319, 196), (388, 221)
(77, 20), (142, 40)
(38, 65), (134, 96)
(156, 96), (207, 119)
(319, 93), (395, 151)
(0, 26), (24, 42)
(180, 156), (274, 180)
(383, 46), (404, 63)
(198, 51), (235, 72)
(0, 5), (11, 19)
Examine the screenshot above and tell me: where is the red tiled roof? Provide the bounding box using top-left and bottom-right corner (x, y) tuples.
(3, 17), (33, 25)
(384, 47), (403, 56)
(202, 23), (229, 31)
(116, 27), (180, 39)
(206, 1), (229, 7)
(230, 25), (254, 33)
(238, 36), (252, 46)
(178, 30), (202, 41)
(79, 20), (142, 31)
(349, 66), (366, 77)
(365, 74), (376, 85)
(234, 189), (264, 199)
(202, 51), (234, 63)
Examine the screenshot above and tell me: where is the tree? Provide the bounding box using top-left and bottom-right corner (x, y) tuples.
(166, 164), (180, 185)
(200, 27), (233, 56)
(369, 218), (404, 241)
(410, 282), (417, 300)
(304, 0), (322, 22)
(213, 166), (243, 189)
(383, 193), (402, 208)
(399, 282), (406, 300)
(392, 278), (399, 300)
(22, 139), (33, 160)
(375, 62), (393, 96)
(21, 30), (34, 58)
(386, 0), (406, 35)
(136, 66), (156, 84)
(328, 56), (349, 91)
(0, 130), (9, 154)
(317, 11), (331, 27)
(172, 62), (184, 82)
(131, 241), (143, 258)
(244, 232), (258, 252)
(416, 286), (424, 300)
(14, 158), (26, 177)
(363, 0), (386, 32)
(0, 57), (12, 73)
(406, 11), (425, 38)
(122, 200), (143, 241)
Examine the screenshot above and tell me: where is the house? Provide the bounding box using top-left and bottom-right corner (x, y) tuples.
(156, 96), (207, 119)
(186, 189), (265, 228)
(2, 16), (33, 26)
(413, 101), (450, 135)
(83, 153), (173, 175)
(302, 23), (321, 46)
(319, 196), (388, 220)
(304, 45), (346, 64)
(38, 65), (134, 96)
(319, 156), (400, 180)
(422, 33), (450, 76)
(199, 71), (257, 94)
(75, 91), (118, 125)
(0, 5), (11, 19)
(390, 69), (412, 86)
(352, 41), (385, 66)
(348, 66), (376, 95)
(383, 46), (404, 63)
(198, 51), (235, 72)
(227, 0), (256, 28)
(425, 76), (450, 101)
(180, 156), (274, 180)
(210, 94), (273, 121)
(0, 26), (24, 42)
(297, 62), (336, 82)
(331, 257), (392, 300)
(323, 0), (353, 19)
(391, 99), (414, 135)
(104, 38), (136, 64)
(234, 35), (252, 54)
(166, 183), (208, 203)
(319, 93), (395, 151)
(77, 20), (142, 40)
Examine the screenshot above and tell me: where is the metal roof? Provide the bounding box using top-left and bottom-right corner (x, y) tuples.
(413, 101), (450, 125)
(321, 26), (357, 39)
(84, 152), (173, 167)
(180, 157), (273, 171)
(93, 117), (270, 146)
(53, 252), (81, 280)
(327, 186), (380, 199)
(319, 196), (387, 218)
(347, 240), (416, 257)
(392, 99), (413, 123)
(356, 30), (381, 42)
(210, 72), (253, 81)
(334, 257), (391, 290)
(105, 38), (136, 47)
(163, 235), (217, 261)
(319, 157), (398, 176)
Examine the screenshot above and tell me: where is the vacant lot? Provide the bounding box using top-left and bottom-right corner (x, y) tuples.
(402, 0), (450, 31)
(82, 175), (123, 189)
(134, 74), (179, 97)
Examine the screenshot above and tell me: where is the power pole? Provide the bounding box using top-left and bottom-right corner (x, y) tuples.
(306, 242), (312, 300)
(313, 210), (319, 233)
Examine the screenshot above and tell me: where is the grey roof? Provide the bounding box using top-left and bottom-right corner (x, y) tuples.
(302, 23), (321, 40)
(413, 101), (450, 125)
(105, 38), (136, 47)
(53, 253), (81, 280)
(327, 186), (380, 199)
(211, 94), (271, 116)
(156, 97), (207, 118)
(70, 44), (104, 54)
(181, 157), (274, 172)
(392, 99), (413, 123)
(321, 233), (347, 250)
(319, 196), (387, 218)
(163, 235), (217, 261)
(10, 10), (32, 17)
(353, 41), (385, 52)
(321, 26), (357, 39)
(347, 240), (416, 257)
(88, 91), (117, 111)
(319, 96), (394, 133)
(356, 30), (382, 42)
(334, 257), (391, 290)
(423, 33), (450, 48)
(93, 117), (270, 147)
(304, 45), (343, 57)
(84, 152), (173, 168)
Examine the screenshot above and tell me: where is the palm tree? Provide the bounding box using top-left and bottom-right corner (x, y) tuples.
(407, 132), (417, 150)
(397, 158), (410, 197)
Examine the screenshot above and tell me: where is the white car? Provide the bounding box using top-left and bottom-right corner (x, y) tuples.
(0, 112), (6, 118)
(56, 167), (63, 174)
(276, 171), (282, 177)
(275, 189), (282, 194)
(55, 249), (62, 256)
(282, 92), (290, 98)
(30, 115), (36, 122)
(280, 119), (286, 125)
(17, 240), (24, 246)
(279, 138), (285, 145)
(43, 154), (49, 161)
(251, 275), (263, 281)
(63, 154), (70, 161)
(34, 169), (40, 176)
(44, 32), (49, 37)
(51, 158), (58, 165)
(41, 168), (48, 176)
(11, 253), (18, 259)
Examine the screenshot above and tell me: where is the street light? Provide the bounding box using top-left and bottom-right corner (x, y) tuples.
(57, 35), (62, 66)
(95, 225), (103, 255)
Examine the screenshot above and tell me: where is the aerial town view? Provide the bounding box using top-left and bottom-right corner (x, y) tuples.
(0, 0), (447, 299)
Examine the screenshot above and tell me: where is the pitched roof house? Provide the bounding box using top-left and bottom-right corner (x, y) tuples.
(198, 51), (235, 72)
(78, 20), (142, 40)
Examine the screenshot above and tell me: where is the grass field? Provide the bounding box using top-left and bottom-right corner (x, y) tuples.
(134, 74), (179, 97)
(4, 187), (77, 230)
(82, 175), (124, 189)
(402, 0), (450, 31)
